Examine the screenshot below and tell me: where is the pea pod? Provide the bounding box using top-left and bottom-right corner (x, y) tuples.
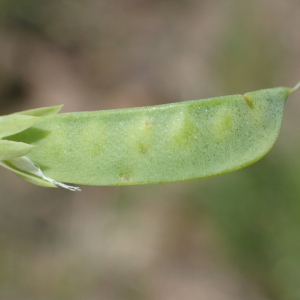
(1, 84), (299, 190)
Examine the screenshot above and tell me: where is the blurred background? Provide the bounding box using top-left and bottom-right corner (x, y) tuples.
(0, 0), (300, 299)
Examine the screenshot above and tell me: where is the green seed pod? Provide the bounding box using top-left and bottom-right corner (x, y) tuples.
(1, 84), (299, 189)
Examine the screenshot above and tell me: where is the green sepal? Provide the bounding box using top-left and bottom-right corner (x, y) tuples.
(0, 114), (40, 138)
(13, 105), (64, 117)
(0, 140), (35, 160)
(0, 160), (57, 188)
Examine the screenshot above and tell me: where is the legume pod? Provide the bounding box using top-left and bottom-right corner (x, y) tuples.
(1, 84), (299, 190)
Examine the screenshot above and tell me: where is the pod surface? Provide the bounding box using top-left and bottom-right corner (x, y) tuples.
(8, 87), (290, 186)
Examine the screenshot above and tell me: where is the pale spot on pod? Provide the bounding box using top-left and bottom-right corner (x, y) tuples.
(168, 110), (197, 146)
(210, 106), (234, 139)
(79, 120), (107, 158)
(120, 174), (131, 183)
(127, 117), (153, 154)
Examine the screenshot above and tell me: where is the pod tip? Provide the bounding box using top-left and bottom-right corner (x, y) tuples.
(291, 81), (300, 93)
